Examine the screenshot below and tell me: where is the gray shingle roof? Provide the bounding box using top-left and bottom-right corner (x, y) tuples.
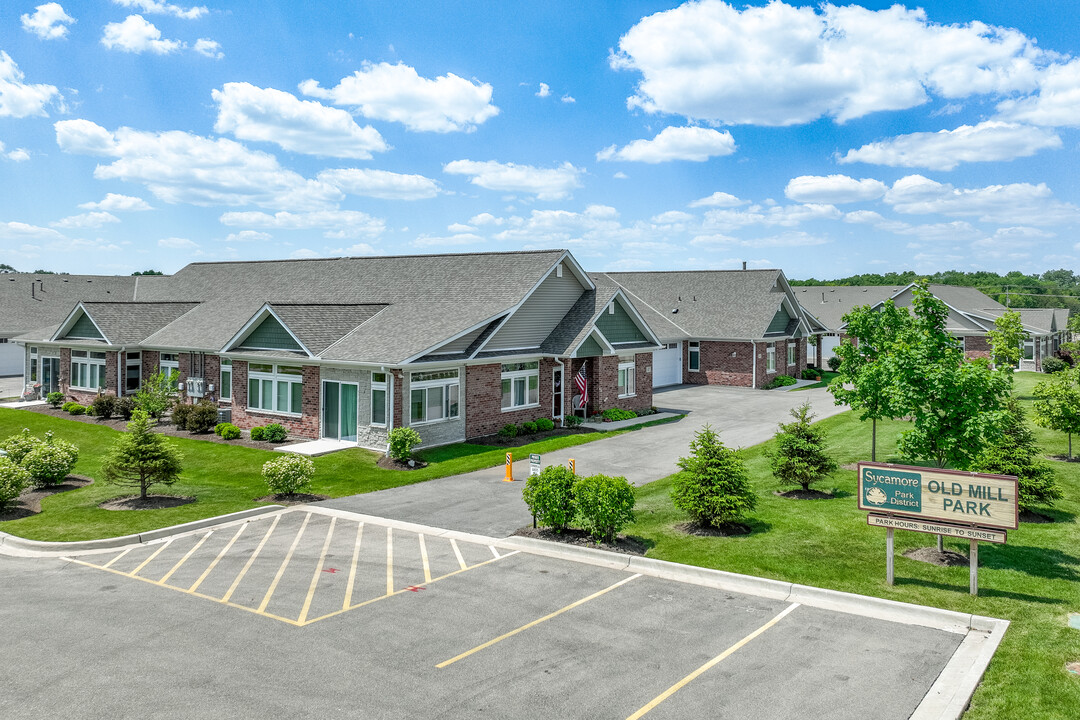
(0, 274), (139, 335)
(268, 304), (388, 355)
(794, 286), (904, 331)
(76, 302), (199, 346)
(601, 270), (796, 341)
(539, 286), (619, 356)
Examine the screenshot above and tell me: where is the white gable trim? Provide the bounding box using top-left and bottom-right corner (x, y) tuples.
(221, 304), (315, 357)
(51, 303), (112, 344)
(571, 327), (616, 358)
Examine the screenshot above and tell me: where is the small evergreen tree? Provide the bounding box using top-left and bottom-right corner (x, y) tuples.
(973, 399), (1062, 512)
(672, 424), (756, 528)
(100, 411), (183, 499)
(768, 402), (838, 492)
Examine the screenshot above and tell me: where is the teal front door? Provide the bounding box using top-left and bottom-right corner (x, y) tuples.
(322, 381), (358, 442)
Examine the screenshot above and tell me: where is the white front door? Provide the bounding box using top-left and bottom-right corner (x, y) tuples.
(652, 343), (682, 388)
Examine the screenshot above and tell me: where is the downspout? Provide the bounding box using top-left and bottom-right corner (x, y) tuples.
(751, 340), (757, 389)
(555, 358), (565, 428)
(382, 366), (393, 456)
(117, 348), (124, 396)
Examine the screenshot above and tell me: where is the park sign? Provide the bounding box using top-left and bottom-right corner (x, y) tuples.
(857, 462), (1018, 531)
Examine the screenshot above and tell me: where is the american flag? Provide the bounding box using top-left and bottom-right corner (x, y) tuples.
(575, 364), (588, 409)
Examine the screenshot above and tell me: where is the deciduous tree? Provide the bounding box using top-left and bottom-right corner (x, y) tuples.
(1032, 366), (1080, 459)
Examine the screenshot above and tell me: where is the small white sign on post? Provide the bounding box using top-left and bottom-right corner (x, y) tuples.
(529, 453), (541, 476)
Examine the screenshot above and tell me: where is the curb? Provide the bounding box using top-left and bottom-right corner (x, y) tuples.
(0, 505), (284, 554)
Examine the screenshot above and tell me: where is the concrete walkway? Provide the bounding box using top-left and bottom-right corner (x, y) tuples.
(317, 384), (849, 538)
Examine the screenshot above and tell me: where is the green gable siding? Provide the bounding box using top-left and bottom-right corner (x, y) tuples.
(595, 300), (647, 344)
(576, 335), (604, 357)
(65, 313), (103, 340)
(766, 306), (791, 335)
(240, 314), (303, 351)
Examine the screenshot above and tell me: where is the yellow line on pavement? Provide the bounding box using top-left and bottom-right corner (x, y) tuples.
(101, 547), (132, 569)
(303, 550), (521, 626)
(437, 573), (642, 669)
(258, 512), (312, 613)
(419, 534), (431, 583)
(297, 517), (337, 624)
(156, 531), (213, 585)
(450, 539), (467, 571)
(386, 527), (394, 596)
(624, 603), (801, 720)
(222, 513), (281, 603)
(188, 521), (249, 593)
(129, 538), (174, 577)
(343, 522), (364, 611)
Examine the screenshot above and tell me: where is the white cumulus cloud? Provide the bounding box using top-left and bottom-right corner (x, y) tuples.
(997, 57), (1080, 127)
(0, 51), (61, 118)
(218, 210), (385, 239)
(443, 159), (583, 200)
(884, 174), (1080, 226)
(597, 126), (735, 163)
(839, 121), (1061, 170)
(102, 15), (183, 54)
(21, 3), (76, 40)
(158, 236), (200, 250)
(51, 211), (120, 229)
(212, 82), (387, 160)
(536, 83), (550, 98)
(112, 0), (207, 20)
(224, 230), (271, 243)
(689, 191), (744, 208)
(317, 168), (439, 200)
(784, 175), (888, 204)
(78, 193), (153, 212)
(300, 61), (499, 133)
(193, 39), (223, 59)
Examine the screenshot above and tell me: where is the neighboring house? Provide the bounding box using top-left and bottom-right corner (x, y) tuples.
(15, 250), (664, 449)
(600, 269), (814, 389)
(796, 284), (1070, 371)
(0, 273), (147, 380)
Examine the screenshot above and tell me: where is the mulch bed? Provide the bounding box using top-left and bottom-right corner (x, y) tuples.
(20, 405), (299, 451)
(470, 426), (596, 448)
(903, 547), (970, 566)
(1047, 454), (1080, 463)
(675, 520), (752, 537)
(0, 474), (93, 521)
(100, 495), (196, 511)
(254, 493), (329, 505)
(774, 489), (836, 500)
(1020, 509), (1055, 523)
(376, 456), (429, 471)
(513, 526), (649, 555)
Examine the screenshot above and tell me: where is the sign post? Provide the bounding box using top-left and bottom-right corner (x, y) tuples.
(858, 462), (1017, 596)
(529, 453), (541, 477)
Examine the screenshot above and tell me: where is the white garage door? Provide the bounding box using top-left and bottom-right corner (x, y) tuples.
(0, 341), (23, 376)
(652, 343), (682, 388)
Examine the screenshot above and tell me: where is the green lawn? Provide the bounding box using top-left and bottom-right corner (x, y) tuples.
(793, 368), (839, 390)
(0, 408), (673, 542)
(627, 372), (1079, 719)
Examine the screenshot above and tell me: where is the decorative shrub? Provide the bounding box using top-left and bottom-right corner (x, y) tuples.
(388, 426), (422, 462)
(521, 421), (538, 435)
(801, 368), (822, 381)
(171, 403), (193, 430)
(134, 370), (176, 419)
(522, 465), (577, 532)
(214, 422), (229, 436)
(263, 424), (289, 443)
(602, 408), (636, 422)
(83, 404), (97, 417)
(250, 426), (267, 441)
(115, 396), (136, 420)
(767, 402), (837, 491)
(826, 356), (842, 372)
(564, 414), (582, 428)
(1042, 356), (1068, 374)
(498, 423), (518, 439)
(262, 454), (315, 496)
(572, 473), (635, 543)
(535, 418), (555, 432)
(46, 392), (64, 408)
(218, 423), (241, 440)
(90, 394), (118, 419)
(1, 429), (43, 464)
(764, 374), (798, 390)
(67, 404), (86, 416)
(673, 424), (756, 528)
(634, 407), (657, 417)
(186, 401), (220, 433)
(61, 401), (79, 413)
(0, 456), (31, 510)
(22, 436), (79, 487)
(1056, 348), (1076, 367)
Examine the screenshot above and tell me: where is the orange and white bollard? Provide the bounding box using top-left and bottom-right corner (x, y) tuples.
(568, 458), (576, 475)
(504, 452), (514, 482)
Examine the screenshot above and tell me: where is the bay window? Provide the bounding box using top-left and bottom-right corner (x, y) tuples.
(501, 361), (539, 410)
(248, 363), (304, 415)
(411, 369), (459, 424)
(71, 350), (107, 391)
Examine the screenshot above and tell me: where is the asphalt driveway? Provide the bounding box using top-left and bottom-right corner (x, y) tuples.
(319, 384), (849, 537)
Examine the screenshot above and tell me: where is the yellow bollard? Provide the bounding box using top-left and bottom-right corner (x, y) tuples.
(568, 458), (575, 475)
(504, 452), (514, 482)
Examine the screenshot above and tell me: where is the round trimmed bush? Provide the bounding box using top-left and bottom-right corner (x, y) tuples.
(22, 438), (79, 487)
(1042, 356), (1068, 374)
(498, 423), (518, 439)
(263, 423), (289, 443)
(388, 426), (422, 462)
(535, 418), (555, 432)
(46, 392), (64, 408)
(0, 456), (31, 509)
(522, 465), (577, 532)
(186, 401), (220, 433)
(572, 473), (635, 543)
(520, 421), (538, 435)
(68, 404), (86, 416)
(1, 428), (43, 464)
(90, 394), (118, 419)
(564, 414), (582, 428)
(826, 356), (842, 372)
(61, 401), (78, 413)
(219, 424), (241, 440)
(214, 422), (229, 436)
(262, 454), (315, 496)
(116, 396), (136, 420)
(250, 426), (267, 441)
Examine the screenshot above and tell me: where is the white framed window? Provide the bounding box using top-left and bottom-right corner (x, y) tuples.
(689, 341), (700, 372)
(1022, 339), (1034, 361)
(787, 342), (796, 367)
(501, 361), (539, 410)
(125, 352), (141, 394)
(959, 337), (966, 353)
(371, 372), (387, 426)
(248, 363), (304, 415)
(766, 346), (776, 373)
(618, 361), (636, 398)
(220, 357), (232, 400)
(159, 352), (180, 389)
(30, 346), (38, 383)
(411, 369), (459, 424)
(71, 350), (107, 391)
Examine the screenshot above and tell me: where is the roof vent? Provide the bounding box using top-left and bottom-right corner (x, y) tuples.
(742, 261), (747, 270)
(671, 308), (678, 314)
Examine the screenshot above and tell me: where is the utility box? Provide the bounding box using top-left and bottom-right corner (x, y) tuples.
(186, 377), (206, 398)
(217, 408), (231, 423)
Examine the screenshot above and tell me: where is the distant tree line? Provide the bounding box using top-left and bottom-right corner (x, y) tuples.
(0, 264), (162, 276)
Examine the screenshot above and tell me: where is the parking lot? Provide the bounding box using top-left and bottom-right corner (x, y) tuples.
(0, 507), (994, 719)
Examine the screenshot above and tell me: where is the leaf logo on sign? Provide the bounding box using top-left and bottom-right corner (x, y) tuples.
(866, 486), (887, 505)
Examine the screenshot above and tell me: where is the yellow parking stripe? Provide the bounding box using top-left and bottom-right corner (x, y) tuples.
(386, 527), (394, 596)
(102, 547), (132, 569)
(437, 573), (642, 669)
(156, 531), (213, 585)
(343, 522), (364, 611)
(129, 538), (175, 577)
(450, 539), (467, 571)
(297, 517), (337, 624)
(258, 512), (312, 613)
(624, 603), (801, 720)
(419, 534), (432, 583)
(188, 521), (249, 593)
(222, 513), (281, 603)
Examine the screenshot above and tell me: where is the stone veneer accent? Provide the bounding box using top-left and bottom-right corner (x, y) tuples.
(228, 360), (321, 439)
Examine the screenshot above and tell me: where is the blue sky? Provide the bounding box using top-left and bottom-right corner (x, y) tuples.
(2, 1), (1080, 278)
